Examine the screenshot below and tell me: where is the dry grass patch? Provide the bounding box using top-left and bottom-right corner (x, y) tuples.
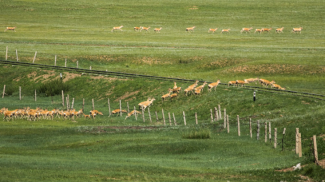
(114, 91), (140, 102)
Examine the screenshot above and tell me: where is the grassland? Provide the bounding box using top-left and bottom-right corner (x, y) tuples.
(1, 0), (325, 181)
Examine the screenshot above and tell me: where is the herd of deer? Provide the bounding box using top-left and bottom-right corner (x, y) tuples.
(0, 107), (104, 121)
(110, 26), (302, 33)
(227, 78), (285, 90)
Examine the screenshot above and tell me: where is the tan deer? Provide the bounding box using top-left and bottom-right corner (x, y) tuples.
(111, 25), (123, 32)
(208, 28), (218, 33)
(262, 28), (272, 33)
(154, 27), (162, 33)
(111, 109), (128, 116)
(228, 81), (237, 87)
(236, 80), (248, 87)
(275, 27), (284, 33)
(240, 27), (253, 33)
(4, 26), (16, 32)
(125, 110), (142, 120)
(208, 80), (220, 92)
(292, 27), (303, 33)
(244, 78), (259, 84)
(184, 80), (199, 96)
(221, 29), (231, 33)
(134, 26), (142, 31)
(161, 89), (173, 102)
(186, 26), (195, 32)
(254, 29), (263, 34)
(194, 82), (207, 95)
(141, 27), (150, 32)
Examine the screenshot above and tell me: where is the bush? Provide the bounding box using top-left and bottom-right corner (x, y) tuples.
(37, 79), (69, 97)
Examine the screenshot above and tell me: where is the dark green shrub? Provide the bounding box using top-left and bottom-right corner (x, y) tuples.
(37, 79), (69, 97)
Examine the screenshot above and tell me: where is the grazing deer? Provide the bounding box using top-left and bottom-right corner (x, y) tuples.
(275, 27), (284, 33)
(221, 29), (230, 33)
(4, 26), (16, 32)
(111, 25), (123, 32)
(134, 27), (142, 31)
(292, 27), (303, 33)
(154, 27), (162, 33)
(259, 79), (275, 87)
(228, 81), (237, 87)
(138, 98), (151, 109)
(111, 109), (128, 116)
(271, 83), (285, 90)
(240, 27), (253, 33)
(244, 78), (259, 84)
(208, 80), (220, 92)
(208, 28), (218, 33)
(254, 29), (263, 34)
(186, 26), (195, 32)
(170, 93), (178, 101)
(184, 80), (199, 96)
(162, 89), (173, 102)
(262, 28), (272, 33)
(125, 110), (142, 120)
(83, 114), (91, 119)
(140, 98), (156, 110)
(141, 27), (150, 32)
(236, 80), (248, 87)
(90, 110), (103, 119)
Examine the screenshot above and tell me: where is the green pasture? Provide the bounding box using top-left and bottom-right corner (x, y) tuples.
(1, 0), (325, 181)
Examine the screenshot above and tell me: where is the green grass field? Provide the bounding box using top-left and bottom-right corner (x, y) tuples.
(1, 0), (325, 181)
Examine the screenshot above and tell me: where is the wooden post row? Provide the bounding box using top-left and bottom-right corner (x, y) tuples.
(108, 98), (111, 116)
(195, 112), (198, 125)
(269, 122), (272, 142)
(249, 118), (252, 138)
(55, 55), (57, 66)
(65, 59), (67, 67)
(298, 133), (302, 158)
(168, 112), (171, 126)
(296, 128), (299, 154)
(34, 89), (37, 101)
(265, 122), (267, 143)
(148, 108), (152, 123)
(274, 128), (277, 148)
(119, 100), (122, 117)
(313, 135), (319, 164)
(218, 105), (222, 120)
(33, 51), (37, 63)
(214, 107), (218, 121)
(134, 106), (137, 120)
(155, 111), (158, 122)
(227, 115), (229, 133)
(224, 108), (226, 128)
(173, 113), (177, 126)
(5, 46), (8, 60)
(142, 108), (145, 122)
(210, 109), (213, 123)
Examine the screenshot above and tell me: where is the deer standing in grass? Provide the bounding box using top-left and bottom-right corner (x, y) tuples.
(208, 80), (220, 92)
(140, 98), (156, 110)
(244, 78), (259, 84)
(141, 27), (150, 32)
(262, 28), (272, 33)
(184, 80), (199, 96)
(228, 81), (237, 87)
(186, 26), (195, 32)
(134, 27), (142, 31)
(221, 29), (230, 33)
(4, 27), (16, 32)
(111, 25), (123, 32)
(236, 80), (248, 87)
(83, 114), (91, 119)
(292, 27), (303, 33)
(276, 27), (284, 33)
(154, 27), (162, 33)
(208, 28), (218, 33)
(90, 110), (103, 119)
(194, 82), (207, 95)
(240, 27), (253, 33)
(254, 29), (263, 34)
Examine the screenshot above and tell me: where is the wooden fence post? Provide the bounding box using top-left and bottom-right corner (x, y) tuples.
(71, 98), (74, 109)
(257, 120), (260, 140)
(274, 128), (277, 148)
(76, 61), (78, 68)
(218, 105), (222, 120)
(35, 89), (37, 101)
(250, 118), (252, 138)
(127, 102), (129, 113)
(237, 115), (240, 136)
(90, 66), (92, 70)
(296, 128), (299, 154)
(183, 111), (186, 126)
(2, 85), (5, 98)
(298, 133), (302, 157)
(108, 98), (111, 116)
(19, 86), (21, 100)
(55, 55), (57, 66)
(168, 112), (172, 126)
(65, 59), (67, 67)
(148, 108), (152, 123)
(82, 98), (85, 112)
(162, 109), (165, 125)
(214, 107), (218, 121)
(155, 111), (158, 122)
(313, 135), (319, 164)
(224, 108), (226, 128)
(142, 108), (145, 122)
(92, 99), (94, 110)
(195, 112), (198, 125)
(134, 106), (137, 120)
(66, 97), (68, 110)
(62, 90), (64, 106)
(16, 49), (18, 61)
(282, 128), (286, 151)
(265, 122), (267, 143)
(210, 109), (213, 123)
(5, 46), (8, 60)
(269, 122), (272, 143)
(33, 51), (37, 63)
(119, 100), (122, 117)
(227, 115), (229, 133)
(173, 113), (177, 126)
(67, 94), (70, 111)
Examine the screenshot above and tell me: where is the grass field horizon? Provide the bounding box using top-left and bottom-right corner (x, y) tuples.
(1, 0), (325, 181)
